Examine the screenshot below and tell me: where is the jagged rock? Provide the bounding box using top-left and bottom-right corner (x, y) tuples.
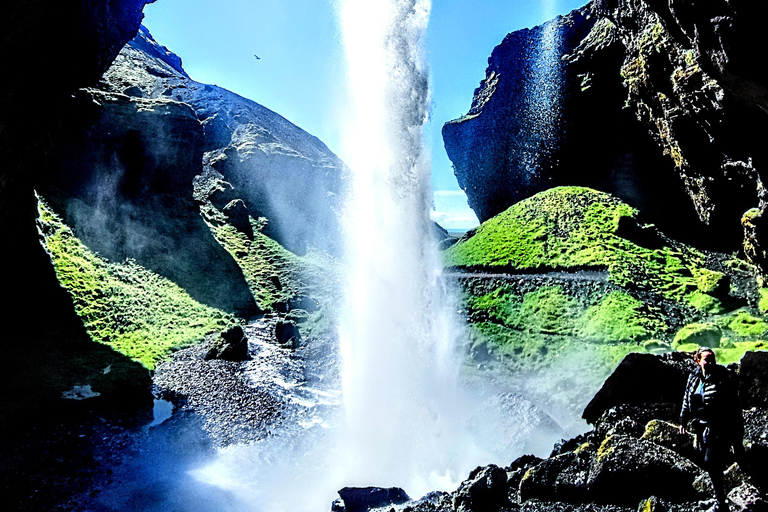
(222, 199), (253, 238)
(443, 0), (768, 262)
(101, 26), (347, 255)
(588, 435), (705, 505)
(204, 325), (248, 362)
(582, 353), (690, 424)
(333, 487), (410, 512)
(641, 420), (697, 462)
(452, 464), (510, 512)
(275, 320), (301, 347)
(740, 352), (768, 409)
(519, 447), (593, 504)
(729, 483), (768, 512)
(518, 500), (634, 512)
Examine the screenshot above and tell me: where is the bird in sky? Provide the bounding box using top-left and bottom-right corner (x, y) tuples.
(254, 54), (260, 60)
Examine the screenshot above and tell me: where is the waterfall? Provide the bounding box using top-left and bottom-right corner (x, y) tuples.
(335, 0), (477, 496)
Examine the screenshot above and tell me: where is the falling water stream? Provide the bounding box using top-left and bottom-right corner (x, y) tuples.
(170, 2), (571, 511)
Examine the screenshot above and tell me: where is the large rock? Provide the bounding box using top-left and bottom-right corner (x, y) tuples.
(582, 353), (691, 424)
(519, 448), (593, 504)
(0, 0), (155, 425)
(740, 351), (768, 409)
(443, 0), (768, 261)
(452, 464), (511, 512)
(332, 487), (410, 512)
(101, 26), (347, 256)
(205, 325), (248, 362)
(587, 435), (705, 505)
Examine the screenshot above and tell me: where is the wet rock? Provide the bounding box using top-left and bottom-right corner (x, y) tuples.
(204, 325), (248, 362)
(333, 487), (410, 512)
(582, 353), (690, 425)
(594, 404), (680, 440)
(729, 483), (768, 512)
(641, 420), (697, 462)
(588, 435), (705, 505)
(740, 352), (768, 409)
(452, 464), (510, 512)
(275, 320), (301, 348)
(519, 447), (593, 504)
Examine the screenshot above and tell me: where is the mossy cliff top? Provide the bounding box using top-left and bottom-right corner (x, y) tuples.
(445, 186), (736, 305)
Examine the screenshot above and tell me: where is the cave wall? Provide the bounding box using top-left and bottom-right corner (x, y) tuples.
(0, 0), (154, 426)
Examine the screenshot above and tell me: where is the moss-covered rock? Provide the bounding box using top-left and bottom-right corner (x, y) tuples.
(672, 323), (722, 349)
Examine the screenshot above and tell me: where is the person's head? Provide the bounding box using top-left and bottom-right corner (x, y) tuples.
(694, 347), (716, 374)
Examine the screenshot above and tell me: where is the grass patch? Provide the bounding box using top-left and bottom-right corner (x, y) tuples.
(39, 199), (234, 369)
(444, 187), (717, 303)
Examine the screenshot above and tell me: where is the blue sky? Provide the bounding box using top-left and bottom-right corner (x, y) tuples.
(143, 0), (587, 229)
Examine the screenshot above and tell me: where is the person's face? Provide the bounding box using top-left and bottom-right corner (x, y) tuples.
(697, 350), (716, 372)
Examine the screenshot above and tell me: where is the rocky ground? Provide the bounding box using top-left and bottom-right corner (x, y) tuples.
(0, 314), (341, 511)
(330, 352), (768, 512)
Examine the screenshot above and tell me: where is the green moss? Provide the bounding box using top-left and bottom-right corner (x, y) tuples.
(211, 221), (301, 311)
(758, 289), (768, 315)
(39, 200), (233, 370)
(672, 323), (722, 349)
(596, 435), (615, 462)
(727, 311), (768, 337)
(445, 187), (712, 304)
(576, 292), (662, 343)
(692, 268), (724, 293)
(715, 341), (767, 365)
(643, 339), (671, 353)
(687, 290), (723, 313)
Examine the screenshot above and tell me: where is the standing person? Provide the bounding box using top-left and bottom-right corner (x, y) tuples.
(679, 347), (744, 512)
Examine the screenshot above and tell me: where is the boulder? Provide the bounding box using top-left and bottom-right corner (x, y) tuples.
(204, 325), (248, 362)
(740, 352), (768, 409)
(582, 353), (690, 424)
(588, 435), (705, 505)
(729, 483), (768, 512)
(641, 420), (697, 462)
(519, 448), (593, 504)
(452, 464), (510, 512)
(275, 320), (301, 348)
(672, 323), (722, 349)
(333, 487), (410, 512)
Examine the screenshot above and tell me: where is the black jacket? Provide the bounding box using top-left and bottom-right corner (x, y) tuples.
(680, 364), (744, 445)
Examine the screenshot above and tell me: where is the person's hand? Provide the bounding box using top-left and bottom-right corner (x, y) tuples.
(679, 424), (686, 434)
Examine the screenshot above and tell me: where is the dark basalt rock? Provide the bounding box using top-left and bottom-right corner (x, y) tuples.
(332, 486), (411, 512)
(452, 464), (511, 512)
(443, 0), (768, 266)
(740, 351), (768, 409)
(275, 320), (301, 347)
(582, 352), (692, 424)
(0, 0), (155, 425)
(204, 325), (248, 362)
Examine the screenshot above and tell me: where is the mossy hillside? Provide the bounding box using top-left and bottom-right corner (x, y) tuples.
(467, 284), (666, 344)
(205, 208), (341, 337)
(445, 187), (720, 304)
(39, 199), (233, 370)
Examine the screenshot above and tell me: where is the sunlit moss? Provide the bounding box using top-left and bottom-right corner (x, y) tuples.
(39, 199), (234, 370)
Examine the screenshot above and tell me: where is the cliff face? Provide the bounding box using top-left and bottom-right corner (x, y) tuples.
(101, 27), (346, 256)
(443, 0), (768, 262)
(0, 0), (155, 425)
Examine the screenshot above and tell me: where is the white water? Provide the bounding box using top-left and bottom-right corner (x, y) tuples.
(184, 2), (571, 511)
(335, 0), (487, 496)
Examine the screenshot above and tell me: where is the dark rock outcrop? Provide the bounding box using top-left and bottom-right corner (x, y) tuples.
(100, 26), (347, 256)
(740, 351), (768, 409)
(205, 325), (248, 362)
(371, 351), (768, 512)
(332, 487), (410, 512)
(582, 352), (693, 424)
(443, 0), (768, 265)
(0, 0), (155, 425)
